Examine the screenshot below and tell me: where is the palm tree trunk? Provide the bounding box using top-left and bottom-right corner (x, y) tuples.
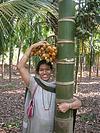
(80, 39), (84, 80)
(55, 0), (75, 133)
(96, 53), (99, 77)
(17, 41), (22, 65)
(75, 39), (80, 93)
(9, 44), (13, 82)
(1, 54), (4, 79)
(89, 34), (93, 79)
(28, 15), (33, 73)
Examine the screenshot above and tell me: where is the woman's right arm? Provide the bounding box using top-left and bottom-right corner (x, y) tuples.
(17, 41), (47, 86)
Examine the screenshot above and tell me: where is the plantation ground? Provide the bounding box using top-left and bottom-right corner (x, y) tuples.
(0, 65), (100, 133)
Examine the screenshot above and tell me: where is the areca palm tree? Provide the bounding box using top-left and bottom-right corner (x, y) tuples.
(55, 0), (75, 132)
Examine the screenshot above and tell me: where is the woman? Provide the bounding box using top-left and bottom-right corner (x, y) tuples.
(17, 41), (81, 133)
(18, 41), (56, 133)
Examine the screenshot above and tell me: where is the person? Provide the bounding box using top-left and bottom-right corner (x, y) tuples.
(17, 41), (56, 133)
(17, 41), (81, 133)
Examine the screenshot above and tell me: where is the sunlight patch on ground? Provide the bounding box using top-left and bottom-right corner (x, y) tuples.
(2, 89), (24, 94)
(78, 107), (92, 115)
(79, 81), (100, 85)
(78, 92), (100, 98)
(0, 75), (21, 80)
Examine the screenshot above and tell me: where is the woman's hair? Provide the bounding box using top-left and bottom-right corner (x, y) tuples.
(36, 60), (53, 73)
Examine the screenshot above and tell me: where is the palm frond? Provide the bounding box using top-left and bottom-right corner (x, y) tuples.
(0, 0), (58, 38)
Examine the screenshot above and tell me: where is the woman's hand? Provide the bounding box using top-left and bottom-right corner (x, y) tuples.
(31, 41), (48, 49)
(25, 41), (48, 57)
(57, 103), (70, 113)
(57, 97), (81, 113)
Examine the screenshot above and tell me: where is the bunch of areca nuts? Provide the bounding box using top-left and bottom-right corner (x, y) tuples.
(31, 42), (57, 62)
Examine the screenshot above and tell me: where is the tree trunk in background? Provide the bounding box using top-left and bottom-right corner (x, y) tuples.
(80, 37), (84, 80)
(96, 53), (99, 77)
(89, 34), (93, 79)
(29, 37), (32, 73)
(1, 54), (4, 79)
(80, 39), (84, 79)
(55, 0), (75, 133)
(28, 15), (33, 73)
(17, 41), (22, 65)
(9, 44), (13, 82)
(74, 39), (80, 93)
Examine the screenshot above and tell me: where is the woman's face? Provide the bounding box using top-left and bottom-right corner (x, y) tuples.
(38, 64), (52, 81)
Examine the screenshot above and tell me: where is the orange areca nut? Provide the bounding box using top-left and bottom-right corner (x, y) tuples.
(31, 42), (57, 62)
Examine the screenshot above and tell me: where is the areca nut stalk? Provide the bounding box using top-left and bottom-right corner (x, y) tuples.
(55, 0), (75, 133)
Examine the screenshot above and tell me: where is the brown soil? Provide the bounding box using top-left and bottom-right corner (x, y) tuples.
(0, 66), (100, 133)
(75, 72), (100, 133)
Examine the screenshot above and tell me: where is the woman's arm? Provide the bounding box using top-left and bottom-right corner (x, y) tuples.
(17, 41), (47, 86)
(57, 97), (82, 113)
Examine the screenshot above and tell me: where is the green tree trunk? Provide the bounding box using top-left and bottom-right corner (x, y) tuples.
(55, 0), (75, 133)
